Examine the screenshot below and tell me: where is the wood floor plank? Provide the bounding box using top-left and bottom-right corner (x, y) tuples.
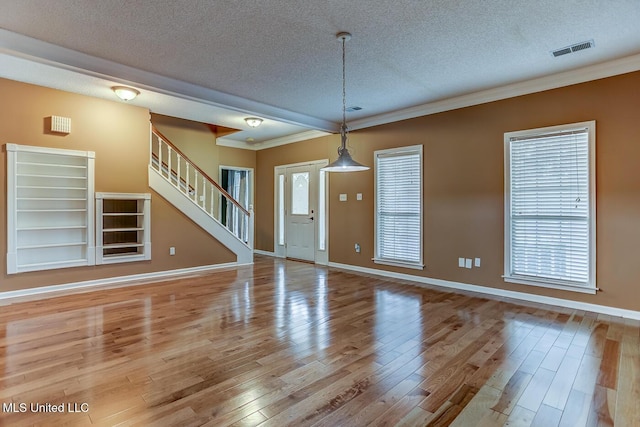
(513, 367), (555, 413)
(504, 405), (536, 427)
(530, 403), (562, 427)
(450, 384), (501, 427)
(490, 369), (532, 416)
(542, 354), (582, 410)
(597, 339), (621, 390)
(613, 334), (639, 427)
(558, 389), (591, 427)
(0, 256), (638, 426)
(588, 385), (616, 427)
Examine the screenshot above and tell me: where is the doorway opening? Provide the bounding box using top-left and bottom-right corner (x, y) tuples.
(219, 166), (253, 244)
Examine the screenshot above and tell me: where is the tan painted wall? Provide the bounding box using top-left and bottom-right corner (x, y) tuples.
(0, 79), (235, 293)
(255, 134), (337, 250)
(151, 113), (256, 181)
(255, 71), (640, 312)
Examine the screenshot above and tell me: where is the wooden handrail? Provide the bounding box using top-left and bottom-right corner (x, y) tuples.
(151, 152), (194, 191)
(151, 125), (250, 217)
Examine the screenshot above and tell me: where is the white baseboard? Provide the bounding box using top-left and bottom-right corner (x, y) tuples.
(0, 262), (245, 303)
(328, 262), (640, 320)
(253, 249), (276, 257)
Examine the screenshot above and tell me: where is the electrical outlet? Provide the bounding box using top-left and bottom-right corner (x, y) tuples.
(474, 257), (481, 267)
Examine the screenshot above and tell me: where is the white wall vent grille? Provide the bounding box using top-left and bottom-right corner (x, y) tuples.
(50, 115), (71, 134)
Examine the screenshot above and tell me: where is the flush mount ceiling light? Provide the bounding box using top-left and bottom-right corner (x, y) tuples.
(112, 86), (140, 101)
(322, 32), (369, 173)
(245, 117), (263, 128)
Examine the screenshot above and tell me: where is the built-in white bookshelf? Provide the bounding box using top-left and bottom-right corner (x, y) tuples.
(95, 193), (151, 264)
(6, 143), (95, 274)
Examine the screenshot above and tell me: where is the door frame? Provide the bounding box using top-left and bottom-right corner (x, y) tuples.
(274, 159), (329, 265)
(218, 165), (254, 242)
(218, 165), (254, 211)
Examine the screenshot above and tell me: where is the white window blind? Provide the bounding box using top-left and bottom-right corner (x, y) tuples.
(374, 145), (423, 269)
(505, 121), (595, 290)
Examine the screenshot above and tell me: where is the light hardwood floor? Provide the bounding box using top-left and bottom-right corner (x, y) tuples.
(1, 256), (639, 426)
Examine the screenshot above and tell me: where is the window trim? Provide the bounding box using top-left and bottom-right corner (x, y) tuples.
(373, 144), (424, 270)
(504, 120), (596, 293)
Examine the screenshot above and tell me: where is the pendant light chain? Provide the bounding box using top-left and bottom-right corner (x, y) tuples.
(321, 32), (369, 172)
(342, 35), (347, 133)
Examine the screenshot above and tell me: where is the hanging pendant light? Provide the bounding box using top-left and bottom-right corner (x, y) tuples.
(322, 32), (369, 172)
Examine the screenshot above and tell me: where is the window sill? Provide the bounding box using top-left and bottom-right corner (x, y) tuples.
(503, 275), (597, 295)
(373, 258), (424, 270)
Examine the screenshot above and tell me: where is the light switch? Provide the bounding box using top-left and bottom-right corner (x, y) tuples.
(339, 193), (347, 201)
(465, 258), (472, 269)
(474, 258), (481, 267)
(458, 257), (465, 268)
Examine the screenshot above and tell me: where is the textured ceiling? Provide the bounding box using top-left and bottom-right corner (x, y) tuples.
(1, 0), (640, 146)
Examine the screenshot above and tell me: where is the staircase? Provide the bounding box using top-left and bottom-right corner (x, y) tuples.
(148, 125), (253, 264)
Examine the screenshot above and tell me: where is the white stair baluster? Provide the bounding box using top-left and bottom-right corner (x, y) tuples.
(167, 146), (172, 183)
(194, 169), (198, 202)
(185, 163), (190, 197)
(176, 155), (181, 189)
(202, 177), (206, 208)
(158, 139), (163, 177)
(210, 186), (214, 217)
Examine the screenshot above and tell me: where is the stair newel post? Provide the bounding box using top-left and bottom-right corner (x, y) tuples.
(248, 204), (254, 249)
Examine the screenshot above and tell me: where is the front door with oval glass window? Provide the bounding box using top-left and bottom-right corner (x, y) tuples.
(285, 165), (315, 261)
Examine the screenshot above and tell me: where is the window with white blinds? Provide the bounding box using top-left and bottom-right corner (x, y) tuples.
(374, 145), (423, 269)
(504, 121), (596, 292)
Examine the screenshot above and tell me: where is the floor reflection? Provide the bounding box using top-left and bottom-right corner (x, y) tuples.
(274, 262), (330, 352)
(2, 257), (635, 426)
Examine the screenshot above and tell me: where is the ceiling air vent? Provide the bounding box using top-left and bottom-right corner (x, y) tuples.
(571, 40), (594, 52)
(552, 40), (595, 57)
(346, 106), (362, 112)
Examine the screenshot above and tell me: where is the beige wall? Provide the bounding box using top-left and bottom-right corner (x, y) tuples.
(255, 71), (640, 312)
(255, 134), (337, 250)
(0, 79), (235, 293)
(151, 113), (256, 181)
(4, 70), (640, 312)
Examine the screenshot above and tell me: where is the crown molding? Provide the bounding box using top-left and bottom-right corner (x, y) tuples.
(0, 29), (335, 132)
(3, 28), (640, 146)
(217, 130), (331, 150)
(349, 53), (640, 131)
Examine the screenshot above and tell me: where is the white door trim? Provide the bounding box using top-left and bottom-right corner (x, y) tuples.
(274, 159), (329, 264)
